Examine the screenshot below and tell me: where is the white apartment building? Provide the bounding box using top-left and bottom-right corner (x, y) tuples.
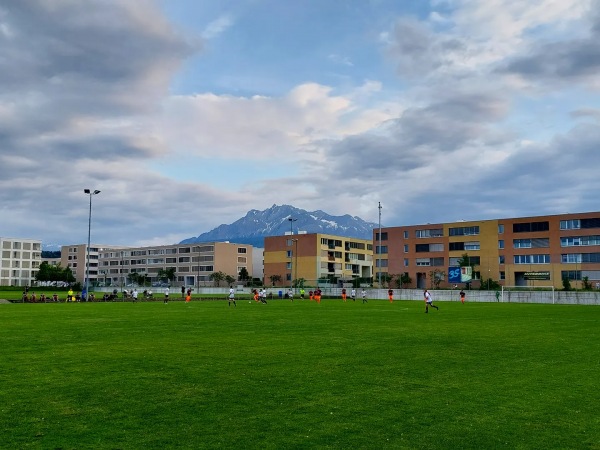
(0, 237), (42, 286)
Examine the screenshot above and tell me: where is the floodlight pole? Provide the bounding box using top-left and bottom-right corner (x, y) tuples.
(378, 202), (382, 290)
(288, 217), (297, 290)
(293, 239), (299, 293)
(84, 189), (101, 301)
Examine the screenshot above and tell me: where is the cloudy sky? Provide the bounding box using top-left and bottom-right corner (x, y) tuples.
(1, 0), (599, 247)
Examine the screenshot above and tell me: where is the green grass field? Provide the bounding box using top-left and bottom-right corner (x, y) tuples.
(1, 299), (599, 449)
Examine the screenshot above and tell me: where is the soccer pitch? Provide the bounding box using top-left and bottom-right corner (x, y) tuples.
(1, 299), (599, 449)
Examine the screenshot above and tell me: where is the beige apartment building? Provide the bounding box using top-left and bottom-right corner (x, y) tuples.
(0, 237), (42, 287)
(96, 242), (253, 288)
(61, 244), (126, 286)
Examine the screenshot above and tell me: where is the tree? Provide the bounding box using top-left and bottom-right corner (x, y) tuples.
(398, 272), (412, 288)
(457, 253), (477, 289)
(35, 262), (74, 284)
(293, 277), (306, 288)
(225, 275), (236, 286)
(479, 278), (501, 290)
(429, 269), (445, 289)
(64, 267), (75, 284)
(35, 261), (52, 282)
(238, 267), (250, 283)
(583, 276), (592, 290)
(209, 271), (226, 287)
(157, 267), (176, 284)
(269, 274), (282, 286)
(562, 277), (572, 291)
(379, 273), (392, 288)
(127, 273), (146, 286)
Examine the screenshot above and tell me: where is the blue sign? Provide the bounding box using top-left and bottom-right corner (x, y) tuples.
(448, 266), (461, 283)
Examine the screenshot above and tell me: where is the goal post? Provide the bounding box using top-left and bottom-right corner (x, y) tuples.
(501, 286), (555, 304)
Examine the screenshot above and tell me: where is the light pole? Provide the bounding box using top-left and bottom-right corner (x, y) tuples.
(196, 246), (200, 291)
(288, 217), (297, 236)
(120, 250), (124, 292)
(378, 202), (382, 289)
(288, 217), (297, 290)
(293, 239), (299, 292)
(84, 189), (101, 301)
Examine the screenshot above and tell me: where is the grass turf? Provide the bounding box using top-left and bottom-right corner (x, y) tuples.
(1, 299), (599, 449)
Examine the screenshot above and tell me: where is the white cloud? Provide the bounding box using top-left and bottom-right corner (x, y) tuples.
(202, 14), (233, 39)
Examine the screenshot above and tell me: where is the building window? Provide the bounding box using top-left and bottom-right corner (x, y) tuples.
(499, 255), (505, 264)
(286, 262), (292, 269)
(403, 230), (409, 239)
(500, 271), (505, 280)
(449, 226), (480, 236)
(404, 244), (408, 253)
(514, 239), (532, 248)
(416, 228), (443, 238)
(404, 259), (409, 267)
(561, 236), (600, 247)
(238, 248), (247, 253)
(498, 224), (504, 234)
(561, 254), (582, 263)
(560, 219), (580, 230)
(348, 242), (366, 250)
(429, 243), (444, 252)
(561, 270), (581, 280)
(513, 221), (549, 233)
(376, 246), (388, 254)
(415, 244), (429, 253)
(581, 218), (600, 229)
(514, 254), (550, 264)
(498, 240), (504, 249)
(375, 232), (388, 241)
(514, 238), (549, 248)
(449, 242), (464, 251)
(286, 250), (292, 258)
(464, 242), (480, 251)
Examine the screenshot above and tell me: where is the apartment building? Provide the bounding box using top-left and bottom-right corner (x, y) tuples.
(96, 241), (253, 288)
(0, 237), (42, 286)
(375, 211), (600, 290)
(61, 244), (126, 286)
(264, 232), (373, 287)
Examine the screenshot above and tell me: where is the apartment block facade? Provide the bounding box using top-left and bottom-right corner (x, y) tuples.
(264, 233), (373, 287)
(375, 211), (600, 290)
(96, 242), (253, 288)
(61, 244), (126, 286)
(0, 237), (42, 286)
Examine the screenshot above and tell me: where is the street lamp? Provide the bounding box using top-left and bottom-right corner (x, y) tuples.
(288, 217), (297, 236)
(378, 202), (382, 289)
(292, 239), (299, 292)
(84, 189), (101, 301)
(288, 217), (297, 290)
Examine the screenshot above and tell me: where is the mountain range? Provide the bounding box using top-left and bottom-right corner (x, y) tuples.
(180, 204), (380, 248)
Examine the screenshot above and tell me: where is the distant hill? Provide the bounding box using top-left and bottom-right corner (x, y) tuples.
(180, 204), (379, 248)
(41, 250), (61, 258)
